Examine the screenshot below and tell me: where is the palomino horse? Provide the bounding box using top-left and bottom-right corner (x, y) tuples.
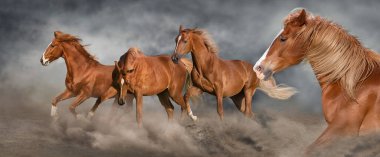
(40, 31), (133, 119)
(171, 26), (296, 120)
(254, 8), (380, 150)
(114, 47), (197, 127)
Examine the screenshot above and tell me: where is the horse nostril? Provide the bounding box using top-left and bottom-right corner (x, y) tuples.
(256, 65), (263, 72)
(40, 58), (43, 64)
(172, 55), (178, 64)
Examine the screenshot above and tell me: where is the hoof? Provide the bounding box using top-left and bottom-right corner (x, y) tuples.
(51, 115), (59, 122)
(76, 114), (86, 120)
(191, 116), (198, 122)
(87, 111), (95, 119)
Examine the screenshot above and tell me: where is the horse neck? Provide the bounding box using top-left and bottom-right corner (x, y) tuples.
(190, 36), (217, 74)
(304, 19), (379, 99)
(61, 43), (98, 77)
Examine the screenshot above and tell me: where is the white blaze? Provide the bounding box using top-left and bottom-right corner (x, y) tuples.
(120, 78), (125, 98)
(254, 29), (284, 69)
(42, 42), (52, 64)
(174, 35), (182, 53)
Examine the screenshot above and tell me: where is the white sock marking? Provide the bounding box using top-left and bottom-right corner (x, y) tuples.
(87, 111), (95, 118)
(51, 105), (57, 117)
(188, 110), (197, 121)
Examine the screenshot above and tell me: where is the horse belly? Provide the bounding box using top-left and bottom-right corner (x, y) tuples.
(222, 78), (245, 97)
(141, 81), (168, 96)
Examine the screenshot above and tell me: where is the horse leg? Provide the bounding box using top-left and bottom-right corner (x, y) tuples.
(135, 92), (143, 128)
(157, 91), (174, 121)
(215, 86), (224, 121)
(169, 85), (197, 121)
(124, 93), (134, 113)
(231, 91), (246, 113)
(306, 103), (365, 153)
(68, 93), (90, 119)
(184, 86), (202, 121)
(51, 89), (73, 117)
(243, 88), (255, 118)
(88, 88), (117, 118)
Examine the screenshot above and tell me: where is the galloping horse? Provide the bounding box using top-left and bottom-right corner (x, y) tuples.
(171, 26), (296, 120)
(40, 31), (133, 119)
(254, 8), (380, 150)
(114, 47), (197, 127)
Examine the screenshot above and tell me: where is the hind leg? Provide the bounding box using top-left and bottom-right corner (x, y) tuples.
(157, 91), (174, 121)
(184, 86), (202, 120)
(169, 85), (197, 121)
(51, 89), (74, 118)
(231, 91), (246, 113)
(88, 88), (117, 118)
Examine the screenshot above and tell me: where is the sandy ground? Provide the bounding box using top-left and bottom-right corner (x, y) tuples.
(1, 94), (379, 157)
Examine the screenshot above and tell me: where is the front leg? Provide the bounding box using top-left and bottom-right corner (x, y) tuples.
(135, 92), (143, 128)
(214, 85), (224, 121)
(68, 92), (90, 119)
(307, 102), (365, 153)
(51, 89), (73, 117)
(124, 93), (135, 113)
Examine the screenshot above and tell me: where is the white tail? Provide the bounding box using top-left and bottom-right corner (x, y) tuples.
(258, 76), (297, 100)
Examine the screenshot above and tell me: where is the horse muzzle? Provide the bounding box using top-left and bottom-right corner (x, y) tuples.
(118, 97), (125, 105)
(253, 65), (273, 81)
(171, 54), (180, 64)
(40, 57), (50, 66)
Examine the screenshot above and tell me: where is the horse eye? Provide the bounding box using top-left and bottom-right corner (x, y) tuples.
(183, 40), (188, 44)
(50, 44), (55, 47)
(279, 35), (287, 42)
(127, 69), (134, 73)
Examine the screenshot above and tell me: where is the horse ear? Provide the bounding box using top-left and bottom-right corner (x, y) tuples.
(295, 9), (307, 26)
(114, 61), (121, 71)
(179, 25), (183, 33)
(54, 31), (63, 38)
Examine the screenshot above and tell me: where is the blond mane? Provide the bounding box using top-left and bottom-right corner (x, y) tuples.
(188, 28), (219, 54)
(57, 34), (99, 62)
(292, 11), (380, 99)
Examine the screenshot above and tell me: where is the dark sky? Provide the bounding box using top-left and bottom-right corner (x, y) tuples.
(1, 0), (380, 113)
(2, 1), (380, 156)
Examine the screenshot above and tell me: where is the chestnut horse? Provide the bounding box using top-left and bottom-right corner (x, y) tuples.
(254, 8), (380, 150)
(171, 26), (296, 120)
(114, 47), (197, 127)
(40, 31), (133, 119)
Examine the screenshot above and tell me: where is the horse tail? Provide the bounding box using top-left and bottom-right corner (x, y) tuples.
(258, 76), (297, 100)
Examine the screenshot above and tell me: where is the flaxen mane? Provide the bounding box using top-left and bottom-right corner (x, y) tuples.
(188, 28), (219, 54)
(288, 9), (380, 99)
(57, 34), (99, 62)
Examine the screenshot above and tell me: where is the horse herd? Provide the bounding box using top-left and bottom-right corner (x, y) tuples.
(40, 8), (380, 151)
